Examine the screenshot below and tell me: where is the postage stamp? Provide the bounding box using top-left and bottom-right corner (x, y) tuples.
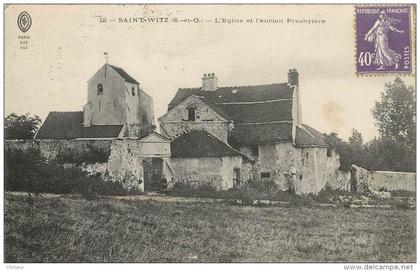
(355, 6), (412, 74)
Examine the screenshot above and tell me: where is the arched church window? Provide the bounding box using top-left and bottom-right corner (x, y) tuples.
(97, 84), (103, 95)
(132, 87), (136, 96)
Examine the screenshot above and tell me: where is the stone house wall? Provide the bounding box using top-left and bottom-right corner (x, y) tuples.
(159, 95), (231, 143)
(168, 156), (243, 189)
(239, 143), (342, 194)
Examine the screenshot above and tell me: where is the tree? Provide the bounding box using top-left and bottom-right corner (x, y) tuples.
(364, 138), (415, 172)
(5, 113), (41, 139)
(323, 132), (353, 171)
(348, 129), (364, 147)
(347, 129), (366, 168)
(372, 77), (416, 149)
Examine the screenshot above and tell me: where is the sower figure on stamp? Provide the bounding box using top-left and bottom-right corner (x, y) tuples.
(364, 10), (404, 70)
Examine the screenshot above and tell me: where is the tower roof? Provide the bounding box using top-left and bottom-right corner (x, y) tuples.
(108, 64), (139, 84)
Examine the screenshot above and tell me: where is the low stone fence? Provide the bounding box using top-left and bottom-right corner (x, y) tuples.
(350, 165), (415, 192)
(5, 139), (112, 163)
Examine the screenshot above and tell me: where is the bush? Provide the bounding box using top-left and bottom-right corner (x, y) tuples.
(169, 180), (219, 198)
(5, 148), (46, 193)
(378, 186), (388, 192)
(390, 190), (415, 198)
(394, 197), (411, 209)
(5, 148), (141, 196)
(316, 184), (352, 203)
(55, 146), (110, 165)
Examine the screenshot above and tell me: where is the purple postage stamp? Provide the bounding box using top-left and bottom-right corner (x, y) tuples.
(355, 6), (412, 74)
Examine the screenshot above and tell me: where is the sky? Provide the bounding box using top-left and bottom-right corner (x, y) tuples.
(5, 4), (416, 141)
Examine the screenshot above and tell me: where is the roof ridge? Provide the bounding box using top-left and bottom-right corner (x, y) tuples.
(178, 82), (288, 90)
(50, 111), (83, 113)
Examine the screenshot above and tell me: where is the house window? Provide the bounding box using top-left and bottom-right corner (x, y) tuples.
(261, 172), (270, 179)
(233, 168), (241, 187)
(97, 84), (103, 95)
(132, 87), (136, 96)
(327, 148), (332, 157)
(250, 145), (259, 157)
(187, 108), (196, 121)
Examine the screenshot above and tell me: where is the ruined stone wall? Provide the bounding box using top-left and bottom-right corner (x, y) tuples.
(168, 156), (242, 189)
(106, 139), (173, 191)
(350, 165), (415, 192)
(239, 143), (342, 194)
(370, 171), (416, 192)
(5, 139), (112, 162)
(107, 139), (145, 191)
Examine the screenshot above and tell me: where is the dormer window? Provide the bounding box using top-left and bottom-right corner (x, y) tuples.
(97, 84), (103, 95)
(132, 87), (136, 96)
(187, 108), (196, 121)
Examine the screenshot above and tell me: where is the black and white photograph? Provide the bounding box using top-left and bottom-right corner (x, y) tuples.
(2, 3), (417, 269)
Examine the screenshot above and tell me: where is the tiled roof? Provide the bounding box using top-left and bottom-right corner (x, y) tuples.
(220, 100), (292, 123)
(34, 111), (123, 140)
(171, 130), (246, 158)
(229, 122), (293, 146)
(168, 83), (294, 109)
(295, 124), (329, 148)
(109, 65), (139, 84)
(167, 81), (329, 148)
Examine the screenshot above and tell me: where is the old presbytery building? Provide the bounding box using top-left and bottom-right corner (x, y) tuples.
(34, 64), (341, 194)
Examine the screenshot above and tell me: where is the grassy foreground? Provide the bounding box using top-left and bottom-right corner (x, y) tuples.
(4, 193), (416, 263)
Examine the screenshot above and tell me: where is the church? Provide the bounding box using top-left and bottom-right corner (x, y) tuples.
(35, 64), (155, 140)
(34, 63), (342, 194)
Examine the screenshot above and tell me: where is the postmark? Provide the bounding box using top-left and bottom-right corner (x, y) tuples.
(355, 6), (412, 74)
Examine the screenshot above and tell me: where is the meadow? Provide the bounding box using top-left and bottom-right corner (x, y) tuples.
(4, 193), (416, 263)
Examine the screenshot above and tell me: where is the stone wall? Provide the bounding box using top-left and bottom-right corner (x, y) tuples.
(168, 156), (243, 189)
(350, 165), (415, 192)
(107, 139), (173, 191)
(239, 143), (343, 194)
(87, 64), (127, 126)
(159, 95), (231, 143)
(5, 139), (112, 162)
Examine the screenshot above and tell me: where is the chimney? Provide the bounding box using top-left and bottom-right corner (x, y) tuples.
(288, 69), (299, 87)
(288, 68), (302, 128)
(202, 73), (218, 91)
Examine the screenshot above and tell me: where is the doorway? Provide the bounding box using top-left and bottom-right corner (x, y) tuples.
(143, 158), (165, 192)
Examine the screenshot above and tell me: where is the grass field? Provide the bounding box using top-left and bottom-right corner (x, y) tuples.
(4, 193), (416, 263)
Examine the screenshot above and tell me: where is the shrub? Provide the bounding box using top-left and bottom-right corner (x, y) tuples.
(169, 180), (219, 198)
(55, 146), (110, 165)
(5, 148), (46, 194)
(5, 148), (141, 196)
(378, 186), (388, 192)
(390, 190), (415, 198)
(394, 197), (411, 209)
(316, 184), (352, 203)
